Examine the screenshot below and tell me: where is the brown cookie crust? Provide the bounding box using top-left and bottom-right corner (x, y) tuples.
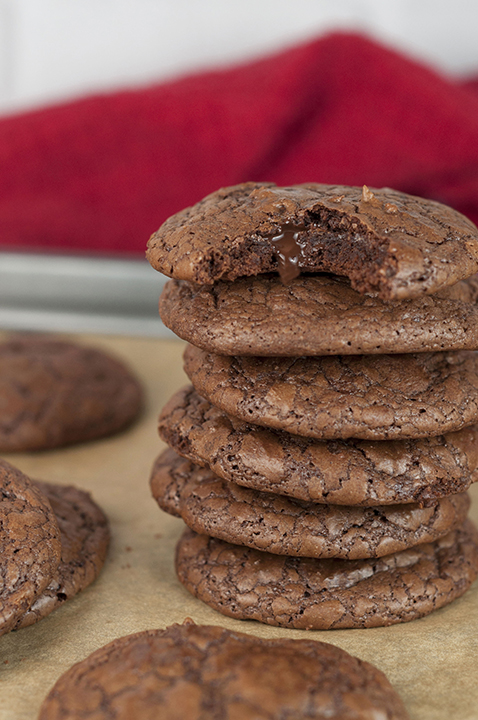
(0, 336), (143, 451)
(147, 182), (478, 300)
(160, 273), (478, 356)
(176, 521), (478, 630)
(14, 481), (110, 629)
(39, 622), (410, 720)
(151, 449), (470, 559)
(184, 346), (478, 440)
(0, 460), (61, 636)
(159, 386), (478, 506)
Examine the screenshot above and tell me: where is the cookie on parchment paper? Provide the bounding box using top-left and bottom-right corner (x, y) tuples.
(0, 336), (143, 451)
(38, 622), (410, 719)
(0, 460), (61, 637)
(14, 481), (109, 630)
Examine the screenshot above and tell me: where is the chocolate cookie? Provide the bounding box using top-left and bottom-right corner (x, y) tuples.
(0, 336), (143, 451)
(38, 622), (410, 720)
(176, 521), (478, 629)
(0, 460), (61, 636)
(160, 273), (478, 355)
(184, 346), (478, 440)
(151, 449), (470, 559)
(147, 182), (478, 300)
(159, 386), (478, 505)
(14, 481), (110, 629)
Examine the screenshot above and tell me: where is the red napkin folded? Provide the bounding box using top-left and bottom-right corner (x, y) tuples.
(1, 31), (478, 255)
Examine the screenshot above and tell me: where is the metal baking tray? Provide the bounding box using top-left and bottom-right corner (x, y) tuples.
(0, 251), (172, 336)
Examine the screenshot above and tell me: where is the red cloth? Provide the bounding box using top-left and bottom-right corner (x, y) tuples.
(2, 31), (478, 255)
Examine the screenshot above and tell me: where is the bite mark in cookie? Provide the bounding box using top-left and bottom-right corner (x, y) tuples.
(147, 182), (478, 299)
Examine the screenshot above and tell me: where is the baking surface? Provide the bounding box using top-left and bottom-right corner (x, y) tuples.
(0, 333), (477, 720)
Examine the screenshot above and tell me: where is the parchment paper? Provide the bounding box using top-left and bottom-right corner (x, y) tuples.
(0, 333), (477, 720)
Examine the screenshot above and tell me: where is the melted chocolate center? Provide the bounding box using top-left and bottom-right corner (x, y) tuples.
(270, 224), (307, 283)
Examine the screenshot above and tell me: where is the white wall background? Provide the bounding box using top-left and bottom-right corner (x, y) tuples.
(0, 0), (477, 115)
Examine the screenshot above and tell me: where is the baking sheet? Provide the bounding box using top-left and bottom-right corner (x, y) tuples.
(0, 333), (477, 720)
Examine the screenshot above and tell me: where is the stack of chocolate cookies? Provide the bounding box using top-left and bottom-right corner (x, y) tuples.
(147, 182), (478, 629)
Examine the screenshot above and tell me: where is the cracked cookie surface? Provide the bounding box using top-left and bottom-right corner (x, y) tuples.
(147, 182), (478, 300)
(176, 521), (478, 629)
(184, 346), (478, 440)
(0, 460), (61, 636)
(158, 386), (478, 505)
(14, 481), (109, 629)
(151, 448), (470, 559)
(0, 336), (143, 451)
(38, 622), (410, 720)
(160, 273), (478, 356)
